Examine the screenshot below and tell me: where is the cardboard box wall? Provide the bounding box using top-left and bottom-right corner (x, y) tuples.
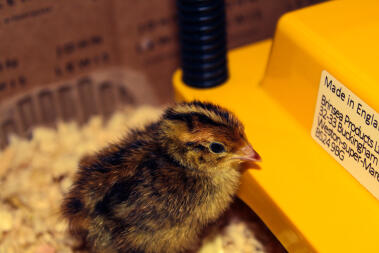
(0, 0), (325, 147)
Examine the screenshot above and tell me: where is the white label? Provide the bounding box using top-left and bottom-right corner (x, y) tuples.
(311, 71), (379, 200)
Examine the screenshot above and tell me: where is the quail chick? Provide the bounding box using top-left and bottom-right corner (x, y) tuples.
(62, 101), (261, 253)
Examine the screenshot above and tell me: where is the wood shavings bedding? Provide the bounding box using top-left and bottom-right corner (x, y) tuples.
(0, 106), (286, 253)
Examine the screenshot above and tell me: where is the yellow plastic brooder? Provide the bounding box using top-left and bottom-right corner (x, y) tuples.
(173, 1), (379, 252)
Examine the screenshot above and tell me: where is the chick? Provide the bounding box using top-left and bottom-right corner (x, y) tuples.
(62, 101), (260, 253)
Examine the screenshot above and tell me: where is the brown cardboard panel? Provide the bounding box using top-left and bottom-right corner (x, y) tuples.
(0, 0), (327, 104)
(226, 0), (327, 48)
(289, 0), (327, 10)
(0, 0), (118, 101)
(0, 67), (160, 148)
(225, 0), (290, 48)
(112, 0), (179, 104)
(0, 0), (328, 147)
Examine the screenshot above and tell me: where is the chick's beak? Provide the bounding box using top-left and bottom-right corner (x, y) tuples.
(234, 144), (261, 162)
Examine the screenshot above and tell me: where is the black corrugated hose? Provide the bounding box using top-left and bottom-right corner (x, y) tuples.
(177, 0), (229, 88)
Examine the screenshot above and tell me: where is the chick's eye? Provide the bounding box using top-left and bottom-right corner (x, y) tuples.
(209, 142), (225, 154)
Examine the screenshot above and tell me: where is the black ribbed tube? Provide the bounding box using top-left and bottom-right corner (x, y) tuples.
(177, 0), (228, 88)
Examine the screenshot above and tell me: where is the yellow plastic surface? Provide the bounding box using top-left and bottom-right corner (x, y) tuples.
(173, 1), (379, 252)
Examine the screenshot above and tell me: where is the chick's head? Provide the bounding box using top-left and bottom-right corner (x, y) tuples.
(160, 101), (260, 173)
